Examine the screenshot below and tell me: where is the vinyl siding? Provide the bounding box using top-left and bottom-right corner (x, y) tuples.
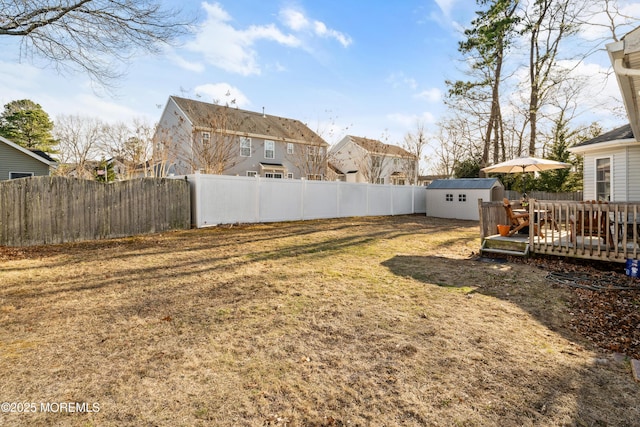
(0, 142), (50, 180)
(627, 145), (640, 201)
(583, 145), (640, 202)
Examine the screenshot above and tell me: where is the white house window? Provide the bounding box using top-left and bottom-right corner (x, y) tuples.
(446, 193), (453, 202)
(202, 131), (210, 145)
(307, 174), (323, 181)
(240, 137), (251, 157)
(287, 143), (294, 154)
(246, 171), (257, 177)
(287, 172), (294, 179)
(458, 194), (467, 202)
(375, 177), (385, 185)
(265, 171), (283, 178)
(371, 155), (382, 169)
(265, 140), (275, 159)
(596, 157), (611, 201)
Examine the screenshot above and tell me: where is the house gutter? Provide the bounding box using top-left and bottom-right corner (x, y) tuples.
(613, 58), (640, 77)
(192, 127), (328, 147)
(568, 138), (638, 154)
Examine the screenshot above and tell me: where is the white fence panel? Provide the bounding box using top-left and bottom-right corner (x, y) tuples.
(338, 182), (368, 217)
(394, 185), (415, 215)
(191, 174), (258, 226)
(259, 178), (303, 222)
(414, 186), (426, 214)
(367, 185), (393, 216)
(303, 180), (339, 220)
(187, 174), (426, 227)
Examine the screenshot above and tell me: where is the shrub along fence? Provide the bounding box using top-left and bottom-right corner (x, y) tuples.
(0, 176), (190, 246)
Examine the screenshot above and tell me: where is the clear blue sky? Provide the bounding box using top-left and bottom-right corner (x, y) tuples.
(0, 0), (635, 154)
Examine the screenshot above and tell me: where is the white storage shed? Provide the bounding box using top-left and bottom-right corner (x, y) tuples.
(426, 178), (504, 220)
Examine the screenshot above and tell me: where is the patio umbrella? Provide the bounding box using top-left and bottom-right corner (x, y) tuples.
(480, 156), (571, 195)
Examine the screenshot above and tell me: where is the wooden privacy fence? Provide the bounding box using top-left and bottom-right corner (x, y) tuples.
(504, 190), (583, 201)
(0, 176), (191, 246)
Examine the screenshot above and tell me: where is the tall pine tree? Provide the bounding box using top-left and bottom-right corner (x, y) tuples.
(0, 99), (57, 153)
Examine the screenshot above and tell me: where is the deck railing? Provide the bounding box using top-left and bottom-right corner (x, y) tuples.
(479, 199), (640, 262)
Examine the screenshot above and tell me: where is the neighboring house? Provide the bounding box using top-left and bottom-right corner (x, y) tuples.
(418, 174), (449, 187)
(0, 135), (56, 180)
(425, 178), (504, 221)
(329, 135), (418, 185)
(569, 26), (640, 202)
(153, 96), (329, 179)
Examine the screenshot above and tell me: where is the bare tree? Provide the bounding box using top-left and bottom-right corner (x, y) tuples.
(103, 118), (155, 178)
(285, 144), (328, 180)
(432, 115), (478, 177)
(448, 0), (519, 168)
(402, 120), (429, 184)
(524, 0), (584, 155)
(1, 0), (192, 86)
(53, 114), (105, 179)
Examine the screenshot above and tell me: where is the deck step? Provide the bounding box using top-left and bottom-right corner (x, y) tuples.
(481, 241), (529, 257)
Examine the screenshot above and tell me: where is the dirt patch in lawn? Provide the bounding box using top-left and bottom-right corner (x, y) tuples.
(1, 215), (639, 426)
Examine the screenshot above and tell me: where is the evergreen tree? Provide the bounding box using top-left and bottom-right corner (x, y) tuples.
(453, 157), (482, 178)
(0, 100), (57, 153)
(94, 159), (116, 183)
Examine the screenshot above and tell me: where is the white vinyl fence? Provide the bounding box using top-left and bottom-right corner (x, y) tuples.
(186, 173), (427, 227)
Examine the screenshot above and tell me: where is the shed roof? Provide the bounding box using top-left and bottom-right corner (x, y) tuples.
(426, 178), (502, 190)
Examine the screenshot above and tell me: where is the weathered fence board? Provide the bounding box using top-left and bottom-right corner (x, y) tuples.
(504, 190), (583, 201)
(0, 176), (190, 246)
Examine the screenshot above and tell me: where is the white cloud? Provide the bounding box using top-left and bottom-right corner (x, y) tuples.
(387, 112), (437, 127)
(185, 2), (301, 76)
(279, 7), (352, 47)
(434, 0), (456, 17)
(0, 61), (41, 101)
(280, 9), (309, 31)
(386, 72), (418, 90)
(193, 83), (250, 108)
(414, 88), (442, 103)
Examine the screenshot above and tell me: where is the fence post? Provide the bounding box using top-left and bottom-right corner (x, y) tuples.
(478, 199), (485, 239)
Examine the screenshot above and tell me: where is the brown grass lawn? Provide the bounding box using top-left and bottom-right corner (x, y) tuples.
(0, 215), (639, 426)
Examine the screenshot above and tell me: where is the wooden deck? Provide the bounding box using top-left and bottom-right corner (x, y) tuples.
(479, 200), (640, 263)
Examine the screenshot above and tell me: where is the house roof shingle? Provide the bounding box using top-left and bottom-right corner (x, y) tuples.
(30, 150), (55, 163)
(347, 135), (416, 158)
(171, 96), (328, 146)
(572, 124), (634, 148)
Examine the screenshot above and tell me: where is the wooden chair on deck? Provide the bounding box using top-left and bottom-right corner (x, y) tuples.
(570, 201), (614, 248)
(503, 198), (543, 238)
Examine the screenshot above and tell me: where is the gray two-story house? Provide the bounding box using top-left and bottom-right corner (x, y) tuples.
(0, 135), (56, 180)
(154, 96), (329, 180)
